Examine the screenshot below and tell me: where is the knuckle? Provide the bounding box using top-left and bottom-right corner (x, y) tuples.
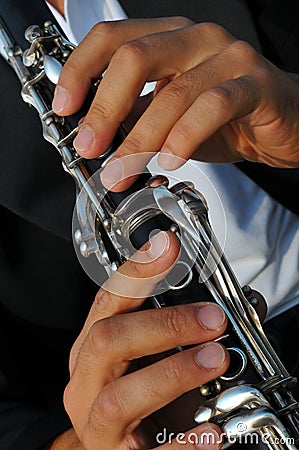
(69, 340), (81, 372)
(171, 15), (194, 28)
(95, 382), (127, 424)
(120, 134), (143, 156)
(113, 40), (148, 68)
(63, 382), (75, 417)
(198, 22), (231, 41)
(202, 84), (233, 112)
(161, 78), (193, 109)
(127, 257), (148, 279)
(159, 306), (187, 340)
(63, 54), (82, 77)
(87, 318), (113, 356)
(254, 63), (273, 85)
(142, 116), (161, 137)
(89, 20), (117, 40)
(161, 358), (184, 387)
(81, 426), (106, 450)
(228, 40), (258, 66)
(173, 120), (194, 144)
(94, 288), (115, 316)
(89, 99), (115, 122)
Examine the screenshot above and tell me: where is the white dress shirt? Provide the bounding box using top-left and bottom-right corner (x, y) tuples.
(46, 0), (299, 320)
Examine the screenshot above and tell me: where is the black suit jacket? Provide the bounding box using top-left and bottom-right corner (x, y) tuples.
(0, 1), (299, 449)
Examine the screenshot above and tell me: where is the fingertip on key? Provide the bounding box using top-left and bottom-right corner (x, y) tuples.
(158, 147), (183, 170)
(52, 85), (69, 113)
(73, 125), (94, 153)
(100, 158), (124, 189)
(148, 231), (170, 260)
(195, 342), (226, 369)
(197, 303), (226, 331)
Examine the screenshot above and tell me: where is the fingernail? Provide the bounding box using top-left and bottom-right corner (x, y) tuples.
(148, 231), (170, 259)
(52, 86), (69, 113)
(100, 159), (123, 188)
(197, 428), (221, 449)
(73, 125), (94, 152)
(197, 304), (226, 330)
(158, 148), (179, 170)
(195, 342), (225, 369)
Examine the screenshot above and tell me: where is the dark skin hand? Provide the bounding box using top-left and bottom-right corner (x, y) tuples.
(52, 18), (299, 192)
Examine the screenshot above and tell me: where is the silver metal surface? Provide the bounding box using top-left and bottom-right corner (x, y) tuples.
(43, 54), (62, 83)
(1, 16), (298, 449)
(224, 407), (297, 450)
(195, 385), (271, 424)
(220, 347), (247, 381)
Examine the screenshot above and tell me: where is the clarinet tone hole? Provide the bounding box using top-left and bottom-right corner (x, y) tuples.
(166, 261), (193, 291)
(220, 347), (247, 382)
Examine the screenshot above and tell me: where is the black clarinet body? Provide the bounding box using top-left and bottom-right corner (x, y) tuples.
(1, 1), (299, 448)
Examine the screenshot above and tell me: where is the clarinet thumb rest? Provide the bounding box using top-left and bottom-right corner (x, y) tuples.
(242, 285), (268, 323)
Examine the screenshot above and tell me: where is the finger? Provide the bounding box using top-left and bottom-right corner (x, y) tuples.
(69, 231), (180, 372)
(100, 41), (256, 191)
(84, 342), (229, 449)
(155, 423), (223, 449)
(66, 301), (227, 432)
(84, 302), (227, 362)
(72, 23), (234, 159)
(64, 231), (181, 438)
(80, 231), (179, 335)
(50, 428), (84, 449)
(71, 26), (205, 158)
(158, 74), (261, 169)
(52, 17), (194, 115)
(73, 299), (227, 385)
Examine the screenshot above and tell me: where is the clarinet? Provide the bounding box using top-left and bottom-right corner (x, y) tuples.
(1, 1), (299, 448)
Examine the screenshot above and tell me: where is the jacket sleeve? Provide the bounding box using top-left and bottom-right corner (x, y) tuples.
(0, 209), (98, 450)
(0, 402), (71, 450)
